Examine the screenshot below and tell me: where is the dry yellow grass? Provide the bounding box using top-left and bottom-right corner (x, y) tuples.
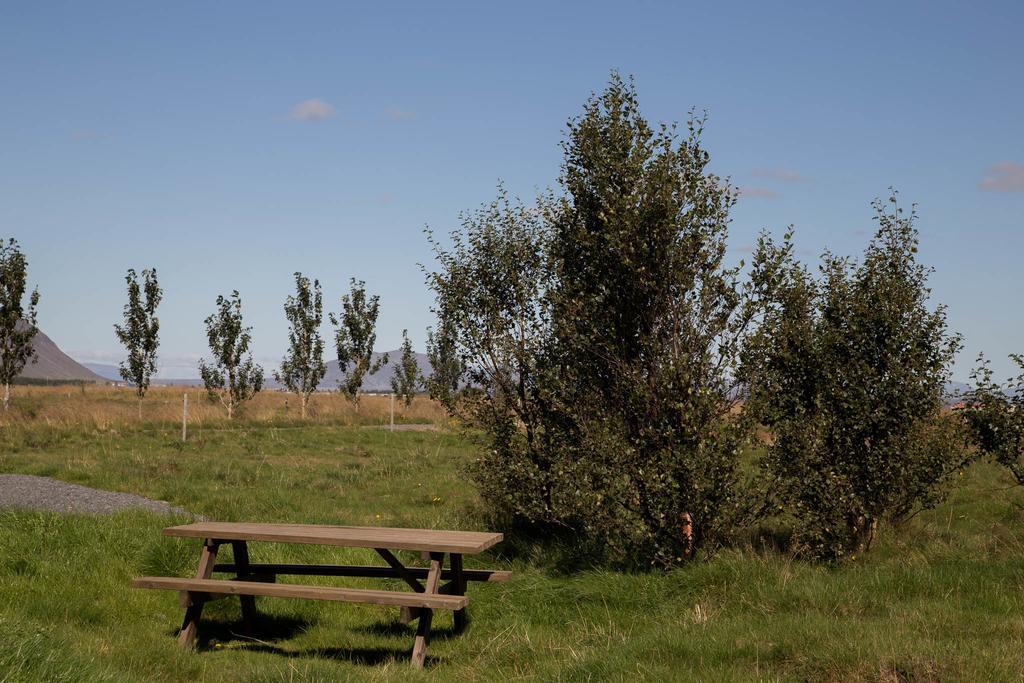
(0, 384), (448, 429)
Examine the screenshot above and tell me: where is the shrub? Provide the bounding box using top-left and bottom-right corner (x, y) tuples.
(960, 354), (1024, 482)
(740, 194), (966, 559)
(426, 75), (757, 567)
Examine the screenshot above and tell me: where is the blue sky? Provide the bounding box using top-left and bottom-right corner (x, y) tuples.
(1, 1), (1021, 379)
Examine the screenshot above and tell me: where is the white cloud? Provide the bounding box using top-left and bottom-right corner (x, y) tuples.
(736, 186), (777, 199)
(288, 98), (336, 122)
(751, 167), (804, 182)
(979, 161), (1024, 192)
(70, 130), (110, 142)
(69, 350), (122, 364)
(352, 192), (395, 207)
(385, 107), (416, 121)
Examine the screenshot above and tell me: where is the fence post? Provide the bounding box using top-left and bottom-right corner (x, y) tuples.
(182, 393), (188, 442)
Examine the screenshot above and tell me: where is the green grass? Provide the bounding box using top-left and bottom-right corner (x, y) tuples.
(2, 421), (1024, 680)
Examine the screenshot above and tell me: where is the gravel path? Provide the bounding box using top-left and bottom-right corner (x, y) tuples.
(0, 474), (198, 517)
(363, 423), (438, 432)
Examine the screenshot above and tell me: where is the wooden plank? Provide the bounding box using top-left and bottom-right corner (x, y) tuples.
(211, 563), (511, 583)
(133, 576), (468, 610)
(411, 602), (433, 668)
(375, 548), (425, 625)
(411, 552), (444, 669)
(400, 604), (421, 625)
(374, 549), (424, 592)
(231, 541), (257, 635)
(162, 522), (503, 554)
(451, 553), (468, 633)
(177, 539), (218, 648)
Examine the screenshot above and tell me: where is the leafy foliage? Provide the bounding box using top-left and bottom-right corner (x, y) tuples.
(390, 329), (421, 406)
(427, 75), (757, 567)
(960, 354), (1024, 483)
(198, 291), (263, 419)
(740, 194), (966, 559)
(424, 318), (464, 410)
(330, 278), (387, 403)
(425, 188), (552, 529)
(275, 272), (326, 418)
(113, 268), (162, 416)
(0, 238), (40, 410)
(425, 184), (550, 432)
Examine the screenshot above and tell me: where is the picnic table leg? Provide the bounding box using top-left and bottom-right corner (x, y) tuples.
(231, 541), (257, 635)
(450, 553), (468, 633)
(375, 548), (425, 625)
(178, 538), (219, 648)
(411, 552), (444, 669)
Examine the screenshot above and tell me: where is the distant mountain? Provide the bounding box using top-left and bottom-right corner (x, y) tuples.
(80, 362), (206, 387)
(945, 381), (971, 400)
(264, 350), (431, 393)
(88, 349), (432, 391)
(83, 362), (122, 382)
(151, 378), (206, 386)
(17, 329), (105, 382)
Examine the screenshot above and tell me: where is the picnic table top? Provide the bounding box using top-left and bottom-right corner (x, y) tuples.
(162, 522), (504, 554)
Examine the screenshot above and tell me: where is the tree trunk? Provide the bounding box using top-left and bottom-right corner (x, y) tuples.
(300, 393), (308, 419)
(138, 397), (143, 420)
(679, 512), (694, 559)
(848, 513), (877, 553)
(227, 399), (234, 420)
(2, 382), (8, 412)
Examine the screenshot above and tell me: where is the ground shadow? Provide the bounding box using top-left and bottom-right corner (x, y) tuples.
(745, 524), (795, 555)
(163, 613), (311, 646)
(226, 642), (443, 667)
(165, 615), (453, 668)
(355, 619), (458, 642)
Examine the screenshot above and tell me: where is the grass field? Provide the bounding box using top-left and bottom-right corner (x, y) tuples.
(2, 384), (448, 428)
(2, 388), (1024, 681)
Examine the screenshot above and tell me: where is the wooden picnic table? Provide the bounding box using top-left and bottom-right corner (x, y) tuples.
(132, 522), (508, 668)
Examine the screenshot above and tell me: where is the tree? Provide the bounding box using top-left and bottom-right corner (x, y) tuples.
(390, 329), (421, 407)
(427, 75), (758, 567)
(960, 354), (1024, 483)
(424, 318), (464, 410)
(740, 193), (966, 560)
(330, 279), (387, 403)
(114, 268), (162, 419)
(275, 272), (326, 418)
(543, 74), (755, 565)
(426, 187), (553, 522)
(0, 239), (40, 411)
(198, 291), (263, 419)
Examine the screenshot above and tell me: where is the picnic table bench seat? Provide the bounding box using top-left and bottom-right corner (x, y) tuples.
(132, 576), (470, 610)
(132, 521), (507, 669)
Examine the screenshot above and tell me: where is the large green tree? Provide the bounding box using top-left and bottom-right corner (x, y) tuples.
(331, 278), (387, 403)
(114, 268), (162, 419)
(428, 75), (757, 567)
(0, 239), (40, 411)
(275, 272), (326, 418)
(740, 194), (966, 559)
(199, 291), (263, 419)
